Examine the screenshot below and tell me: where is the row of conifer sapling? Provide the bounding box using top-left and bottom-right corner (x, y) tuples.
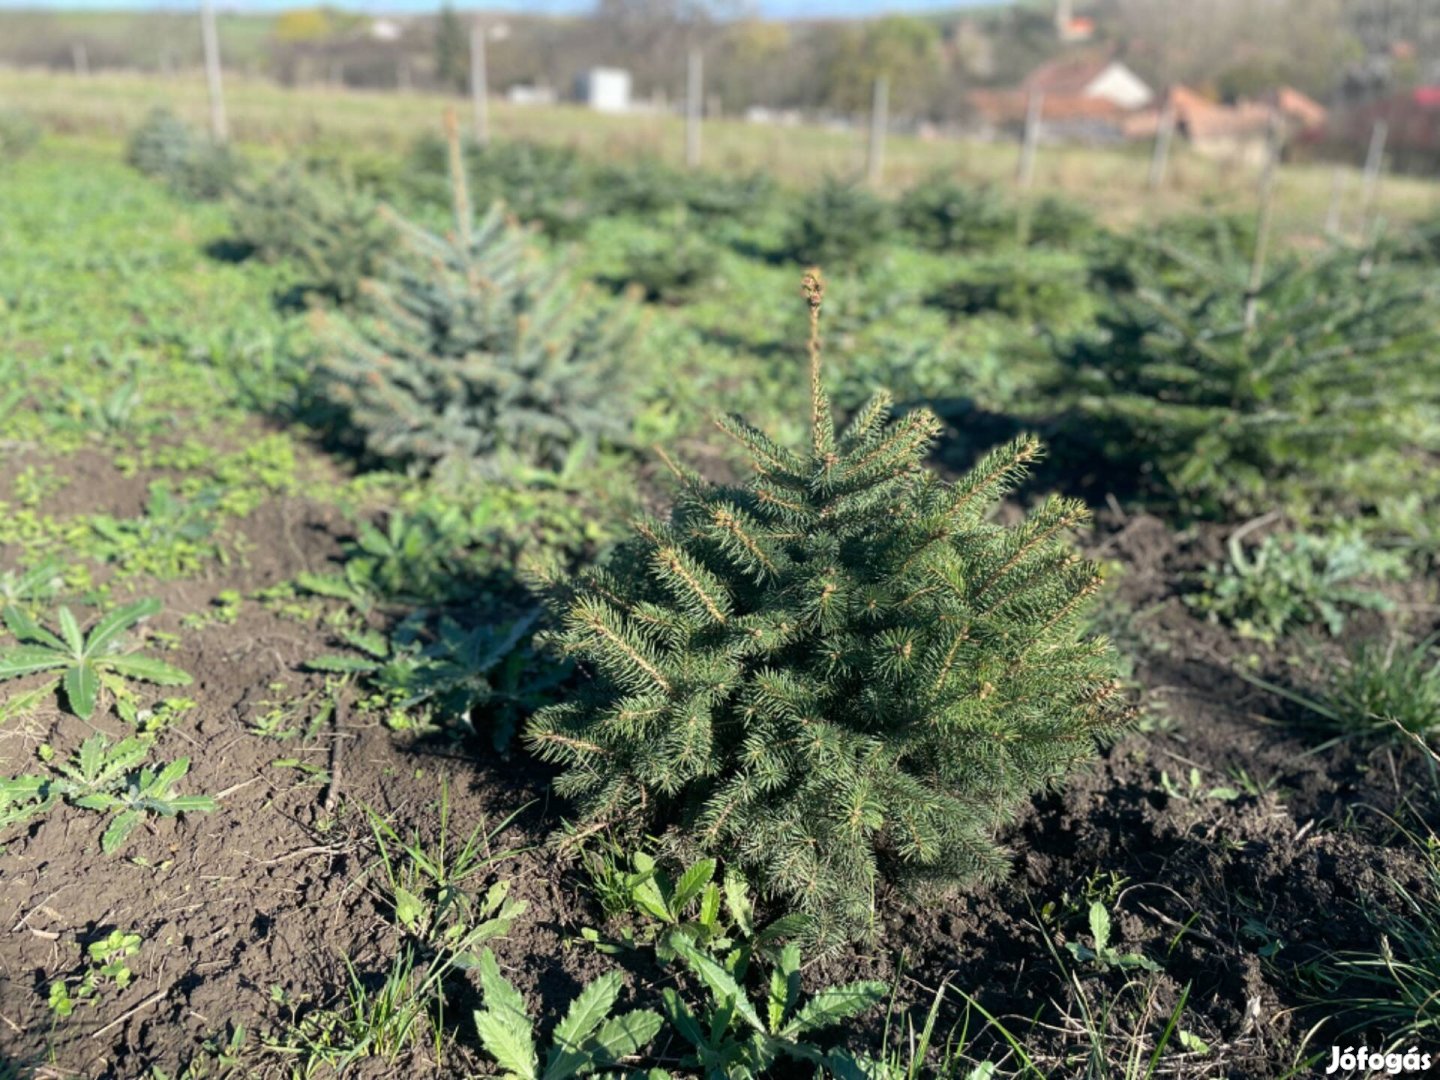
(267, 114), (1132, 945)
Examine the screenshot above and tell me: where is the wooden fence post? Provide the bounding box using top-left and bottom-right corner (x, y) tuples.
(685, 48), (703, 169)
(1016, 90), (1043, 190)
(1359, 119), (1388, 240)
(200, 0), (227, 141)
(866, 75), (888, 186)
(470, 21), (490, 146)
(1147, 100), (1175, 191)
(1324, 167), (1346, 238)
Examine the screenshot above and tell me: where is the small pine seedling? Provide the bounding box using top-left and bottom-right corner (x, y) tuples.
(1061, 244), (1440, 518)
(317, 113), (633, 477)
(527, 271), (1128, 942)
(126, 107), (241, 201)
(230, 163), (394, 304)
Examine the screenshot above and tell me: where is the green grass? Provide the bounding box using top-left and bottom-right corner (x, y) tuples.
(0, 10), (277, 70)
(1306, 802), (1440, 1052)
(1316, 637), (1440, 740)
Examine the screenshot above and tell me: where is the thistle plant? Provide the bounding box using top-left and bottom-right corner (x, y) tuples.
(1188, 528), (1408, 643)
(663, 936), (887, 1076)
(318, 118), (633, 476)
(527, 272), (1128, 942)
(0, 599), (192, 720)
(472, 950), (661, 1080)
(4, 734), (216, 854)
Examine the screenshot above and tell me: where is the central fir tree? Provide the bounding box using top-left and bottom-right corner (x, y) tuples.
(528, 273), (1129, 943)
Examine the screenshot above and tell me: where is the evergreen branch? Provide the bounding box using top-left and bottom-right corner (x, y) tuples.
(831, 409), (942, 488)
(570, 599), (673, 695)
(938, 435), (1044, 527)
(973, 498), (1090, 602)
(929, 625), (973, 694)
(715, 414), (804, 481)
(443, 108), (473, 251)
(529, 730), (610, 758)
(708, 505), (781, 580)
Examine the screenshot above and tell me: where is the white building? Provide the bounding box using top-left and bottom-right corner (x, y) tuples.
(507, 84), (557, 106)
(1021, 55), (1154, 112)
(576, 68), (632, 113)
(370, 18), (403, 41)
(1082, 60), (1153, 110)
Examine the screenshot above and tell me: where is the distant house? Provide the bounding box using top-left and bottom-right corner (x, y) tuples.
(1268, 86), (1328, 133)
(1335, 86), (1440, 169)
(576, 68), (632, 113)
(368, 18), (405, 42)
(1124, 86), (1273, 165)
(1022, 54), (1154, 112)
(969, 54), (1153, 142)
(1121, 85), (1327, 166)
(507, 84), (556, 106)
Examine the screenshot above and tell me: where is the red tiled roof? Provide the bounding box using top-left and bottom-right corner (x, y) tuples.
(1272, 86), (1327, 129)
(1021, 54), (1113, 97)
(1168, 85), (1272, 140)
(1038, 95), (1126, 120)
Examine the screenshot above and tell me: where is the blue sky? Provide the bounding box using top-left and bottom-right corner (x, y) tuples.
(0, 0), (1007, 17)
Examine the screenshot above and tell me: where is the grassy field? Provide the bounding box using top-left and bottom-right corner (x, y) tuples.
(5, 68), (1440, 244)
(0, 98), (1438, 1079)
(0, 11), (277, 69)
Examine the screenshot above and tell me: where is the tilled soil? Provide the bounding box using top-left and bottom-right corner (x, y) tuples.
(0, 451), (1435, 1080)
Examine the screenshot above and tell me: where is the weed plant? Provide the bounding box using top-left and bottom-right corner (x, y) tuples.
(1189, 528), (1408, 643)
(0, 108), (40, 161)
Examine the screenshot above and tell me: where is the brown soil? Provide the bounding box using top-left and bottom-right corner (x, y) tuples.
(0, 462), (1435, 1079)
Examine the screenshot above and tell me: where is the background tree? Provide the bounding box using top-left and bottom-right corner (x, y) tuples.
(435, 2), (467, 93)
(814, 16), (944, 116)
